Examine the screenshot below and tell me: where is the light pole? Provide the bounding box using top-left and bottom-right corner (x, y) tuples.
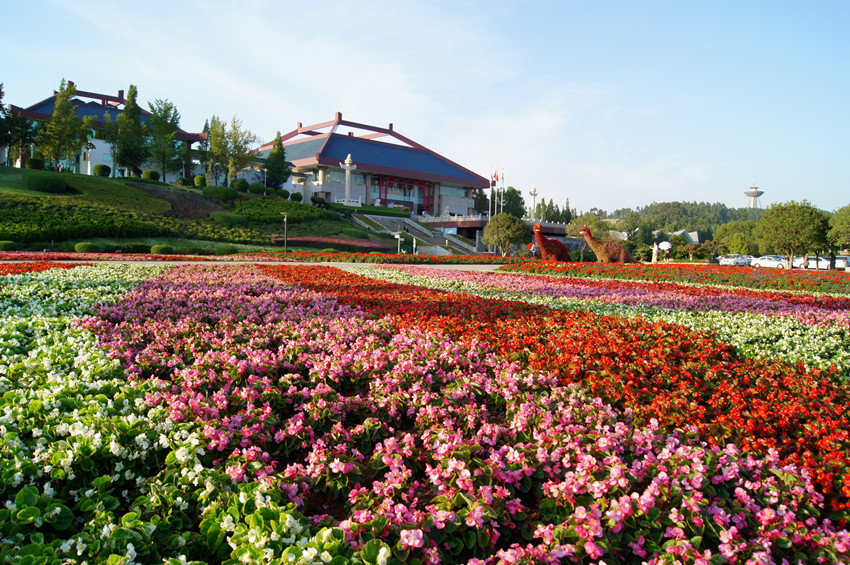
(280, 212), (289, 252)
(395, 232), (402, 253)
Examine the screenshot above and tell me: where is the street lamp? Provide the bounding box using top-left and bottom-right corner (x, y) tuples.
(395, 232), (402, 254)
(280, 212), (289, 253)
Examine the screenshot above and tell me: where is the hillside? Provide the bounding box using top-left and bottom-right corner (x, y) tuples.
(0, 167), (394, 253)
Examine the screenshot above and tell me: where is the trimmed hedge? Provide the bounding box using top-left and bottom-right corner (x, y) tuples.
(24, 172), (67, 193)
(142, 170), (160, 181)
(194, 175), (207, 188)
(248, 182), (266, 195)
(150, 244), (173, 255)
(210, 211), (248, 227)
(215, 244), (238, 255)
(74, 241), (99, 253)
(231, 178), (249, 192)
(93, 164), (111, 177)
(24, 158), (44, 170)
(0, 240), (17, 251)
(234, 198), (325, 223)
(290, 192), (303, 202)
(278, 188), (290, 200)
(202, 186), (239, 203)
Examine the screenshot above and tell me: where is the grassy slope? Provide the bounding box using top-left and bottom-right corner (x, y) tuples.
(0, 167), (398, 250)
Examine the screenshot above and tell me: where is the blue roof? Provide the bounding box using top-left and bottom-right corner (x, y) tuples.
(281, 134), (485, 186)
(27, 99), (150, 124)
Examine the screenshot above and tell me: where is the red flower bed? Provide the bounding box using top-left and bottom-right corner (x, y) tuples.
(0, 261), (91, 276)
(260, 264), (850, 519)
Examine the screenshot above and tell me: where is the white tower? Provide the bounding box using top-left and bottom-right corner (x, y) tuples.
(745, 179), (764, 209)
(529, 185), (538, 219)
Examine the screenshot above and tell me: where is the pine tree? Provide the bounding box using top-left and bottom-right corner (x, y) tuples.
(116, 85), (147, 176)
(263, 131), (291, 189)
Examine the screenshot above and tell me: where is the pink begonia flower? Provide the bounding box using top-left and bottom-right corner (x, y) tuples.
(329, 458), (353, 474)
(399, 528), (424, 549)
(584, 541), (604, 559)
(226, 464), (245, 483)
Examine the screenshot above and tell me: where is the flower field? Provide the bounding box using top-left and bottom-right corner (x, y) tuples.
(2, 261), (850, 564)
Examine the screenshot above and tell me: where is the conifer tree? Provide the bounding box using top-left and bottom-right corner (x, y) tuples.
(263, 131), (291, 189)
(116, 85), (147, 176)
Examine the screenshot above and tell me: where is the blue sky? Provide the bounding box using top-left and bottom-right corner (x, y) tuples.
(2, 0), (848, 214)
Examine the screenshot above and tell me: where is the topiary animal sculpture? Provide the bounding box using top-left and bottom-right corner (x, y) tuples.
(578, 226), (638, 263)
(533, 224), (572, 262)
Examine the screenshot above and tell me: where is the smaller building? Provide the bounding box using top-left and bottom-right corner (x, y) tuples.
(7, 82), (205, 180)
(253, 112), (489, 215)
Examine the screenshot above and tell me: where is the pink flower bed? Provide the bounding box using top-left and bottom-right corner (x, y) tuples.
(78, 264), (850, 563)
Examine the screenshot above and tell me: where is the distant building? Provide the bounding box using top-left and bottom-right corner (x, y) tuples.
(253, 112), (489, 215)
(6, 81), (206, 180)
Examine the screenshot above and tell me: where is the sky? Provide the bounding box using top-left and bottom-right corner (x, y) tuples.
(2, 0), (848, 214)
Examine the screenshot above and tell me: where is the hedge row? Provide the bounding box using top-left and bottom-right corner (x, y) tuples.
(234, 198), (327, 223)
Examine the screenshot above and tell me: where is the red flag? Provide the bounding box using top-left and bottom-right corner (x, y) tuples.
(492, 170), (499, 183)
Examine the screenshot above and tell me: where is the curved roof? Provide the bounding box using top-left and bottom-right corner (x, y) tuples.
(256, 112), (488, 188)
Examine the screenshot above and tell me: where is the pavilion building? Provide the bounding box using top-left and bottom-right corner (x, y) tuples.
(6, 82), (206, 180)
(253, 112), (489, 216)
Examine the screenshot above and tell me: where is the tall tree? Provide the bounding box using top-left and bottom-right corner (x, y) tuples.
(116, 85), (147, 176)
(146, 98), (181, 180)
(196, 119), (210, 181)
(263, 131), (291, 189)
(99, 113), (121, 177)
(754, 201), (829, 267)
(36, 79), (94, 171)
(482, 213), (530, 256)
(501, 186), (526, 218)
(472, 188), (489, 214)
(206, 115), (227, 186)
(827, 205), (850, 250)
(0, 83), (9, 148)
(225, 115), (258, 186)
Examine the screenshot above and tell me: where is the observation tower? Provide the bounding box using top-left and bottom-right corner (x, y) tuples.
(745, 180), (764, 209)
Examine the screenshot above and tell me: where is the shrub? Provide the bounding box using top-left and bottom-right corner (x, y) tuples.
(123, 242), (153, 254)
(142, 170), (160, 181)
(174, 177), (191, 187)
(341, 227), (369, 239)
(234, 199), (325, 223)
(278, 188), (290, 200)
(74, 241), (99, 253)
(202, 186), (239, 202)
(249, 182), (267, 195)
(93, 164), (111, 177)
(290, 192), (302, 202)
(231, 178), (249, 192)
(215, 244), (238, 256)
(0, 240), (17, 251)
(24, 172), (67, 193)
(150, 244), (173, 255)
(194, 175), (207, 188)
(24, 158), (44, 170)
(320, 248), (338, 253)
(210, 211), (248, 227)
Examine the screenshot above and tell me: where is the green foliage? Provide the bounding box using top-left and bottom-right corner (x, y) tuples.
(290, 192), (302, 202)
(499, 186), (527, 218)
(74, 241), (99, 253)
(755, 201), (829, 261)
(150, 243), (173, 254)
(194, 175), (207, 188)
(202, 186), (238, 202)
(341, 227), (369, 239)
(482, 213), (530, 256)
(278, 188), (290, 200)
(0, 240), (17, 251)
(24, 158), (44, 170)
(248, 182), (266, 195)
(210, 211), (248, 227)
(36, 79), (95, 171)
(173, 177), (191, 187)
(235, 198), (325, 223)
(116, 85), (147, 173)
(828, 205), (850, 249)
(24, 172), (67, 193)
(146, 98), (182, 180)
(263, 131), (291, 189)
(225, 115), (259, 186)
(328, 203), (408, 217)
(93, 163), (111, 177)
(142, 169), (160, 181)
(231, 178), (249, 192)
(214, 243), (238, 255)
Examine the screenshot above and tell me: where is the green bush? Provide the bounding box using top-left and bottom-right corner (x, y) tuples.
(290, 192), (302, 202)
(231, 178), (249, 192)
(74, 241), (99, 253)
(249, 182), (267, 195)
(150, 244), (173, 255)
(215, 244), (239, 256)
(122, 242), (153, 254)
(92, 164), (111, 177)
(25, 158), (44, 170)
(320, 248), (338, 253)
(24, 172), (67, 193)
(194, 175), (207, 188)
(210, 211), (248, 227)
(173, 177), (191, 187)
(341, 227), (369, 239)
(278, 188), (290, 200)
(142, 170), (160, 181)
(0, 240), (17, 251)
(234, 199), (325, 223)
(202, 186), (239, 202)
